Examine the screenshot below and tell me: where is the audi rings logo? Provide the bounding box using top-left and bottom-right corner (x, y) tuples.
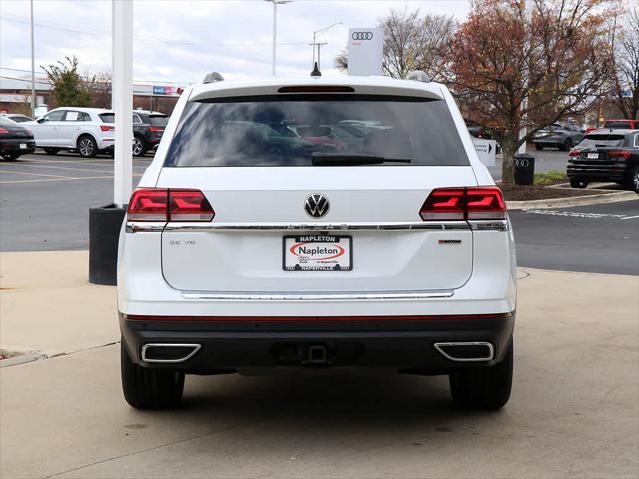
(352, 31), (373, 41)
(515, 159), (530, 168)
(304, 194), (330, 218)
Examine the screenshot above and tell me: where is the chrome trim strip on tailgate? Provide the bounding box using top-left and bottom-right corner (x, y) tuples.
(162, 221), (470, 232)
(126, 220), (508, 233)
(181, 290), (455, 301)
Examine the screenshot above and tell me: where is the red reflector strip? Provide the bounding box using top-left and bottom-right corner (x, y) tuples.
(123, 312), (514, 321)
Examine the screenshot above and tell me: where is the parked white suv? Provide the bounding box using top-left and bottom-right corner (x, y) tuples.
(118, 74), (517, 411)
(26, 107), (115, 157)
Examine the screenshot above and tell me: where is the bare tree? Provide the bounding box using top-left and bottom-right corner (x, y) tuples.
(334, 9), (456, 81)
(610, 7), (639, 119)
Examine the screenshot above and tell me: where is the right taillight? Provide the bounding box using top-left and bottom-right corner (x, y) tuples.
(127, 188), (214, 222)
(420, 187), (506, 221)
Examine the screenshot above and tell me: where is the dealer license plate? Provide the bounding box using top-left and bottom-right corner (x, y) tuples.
(587, 152), (599, 159)
(283, 235), (352, 271)
(19, 143), (27, 149)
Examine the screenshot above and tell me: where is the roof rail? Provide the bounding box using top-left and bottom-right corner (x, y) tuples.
(203, 72), (224, 84)
(406, 70), (430, 83)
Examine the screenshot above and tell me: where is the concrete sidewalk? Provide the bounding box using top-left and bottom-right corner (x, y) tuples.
(1, 251), (638, 478)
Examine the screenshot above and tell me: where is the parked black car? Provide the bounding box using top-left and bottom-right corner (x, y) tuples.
(567, 129), (639, 193)
(0, 117), (35, 160)
(533, 122), (584, 151)
(132, 110), (168, 157)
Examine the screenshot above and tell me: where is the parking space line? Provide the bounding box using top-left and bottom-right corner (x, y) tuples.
(621, 215), (639, 220)
(0, 174), (143, 184)
(0, 164), (116, 174)
(0, 169), (75, 179)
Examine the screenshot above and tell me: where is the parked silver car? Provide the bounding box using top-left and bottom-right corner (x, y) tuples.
(533, 123), (584, 151)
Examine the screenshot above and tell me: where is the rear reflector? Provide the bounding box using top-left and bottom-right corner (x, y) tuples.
(127, 188), (214, 222)
(420, 187), (506, 221)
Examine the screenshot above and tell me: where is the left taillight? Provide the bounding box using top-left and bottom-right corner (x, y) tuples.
(419, 187), (506, 221)
(127, 188), (214, 222)
(0, 128), (8, 134)
(100, 125), (114, 132)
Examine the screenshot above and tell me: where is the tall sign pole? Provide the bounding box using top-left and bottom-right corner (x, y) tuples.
(112, 0), (133, 207)
(30, 0), (35, 116)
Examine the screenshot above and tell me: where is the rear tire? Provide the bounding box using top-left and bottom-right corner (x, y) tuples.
(628, 166), (639, 194)
(570, 178), (588, 189)
(449, 340), (513, 410)
(43, 148), (59, 155)
(77, 135), (97, 158)
(560, 138), (572, 151)
(121, 340), (185, 409)
(132, 136), (147, 157)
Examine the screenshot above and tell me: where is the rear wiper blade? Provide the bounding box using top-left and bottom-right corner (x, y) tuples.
(311, 153), (412, 166)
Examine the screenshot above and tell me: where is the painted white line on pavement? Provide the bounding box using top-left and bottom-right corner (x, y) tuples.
(523, 209), (636, 220)
(0, 174), (143, 184)
(0, 164), (116, 174)
(0, 169), (75, 179)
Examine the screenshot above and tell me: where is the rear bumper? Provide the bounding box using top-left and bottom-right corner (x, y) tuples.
(567, 164), (630, 182)
(120, 313), (515, 372)
(0, 139), (36, 155)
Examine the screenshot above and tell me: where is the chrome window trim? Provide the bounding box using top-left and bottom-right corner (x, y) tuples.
(181, 290), (455, 301)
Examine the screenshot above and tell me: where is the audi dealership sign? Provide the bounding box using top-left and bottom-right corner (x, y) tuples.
(348, 27), (384, 76)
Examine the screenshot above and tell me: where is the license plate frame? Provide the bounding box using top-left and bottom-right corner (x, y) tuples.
(283, 235), (353, 272)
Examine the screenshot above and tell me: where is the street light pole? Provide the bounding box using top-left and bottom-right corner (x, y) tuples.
(310, 22), (342, 70)
(264, 0), (291, 76)
(30, 0), (35, 116)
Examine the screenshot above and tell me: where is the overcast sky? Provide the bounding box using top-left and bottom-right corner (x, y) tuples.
(1, 0), (470, 85)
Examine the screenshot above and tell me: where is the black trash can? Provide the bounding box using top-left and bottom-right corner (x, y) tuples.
(514, 153), (535, 185)
(89, 204), (126, 285)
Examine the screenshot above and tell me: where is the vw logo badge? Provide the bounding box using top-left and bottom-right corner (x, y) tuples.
(352, 31), (373, 41)
(304, 194), (330, 218)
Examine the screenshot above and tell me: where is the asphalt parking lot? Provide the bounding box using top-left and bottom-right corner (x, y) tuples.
(488, 147), (570, 180)
(1, 150), (637, 275)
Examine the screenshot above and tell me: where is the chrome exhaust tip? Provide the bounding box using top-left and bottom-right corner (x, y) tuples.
(434, 342), (494, 362)
(141, 343), (201, 363)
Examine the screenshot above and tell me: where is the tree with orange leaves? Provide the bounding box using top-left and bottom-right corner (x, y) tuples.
(448, 0), (616, 184)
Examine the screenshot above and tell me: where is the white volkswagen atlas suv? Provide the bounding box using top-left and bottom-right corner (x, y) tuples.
(118, 73), (517, 411)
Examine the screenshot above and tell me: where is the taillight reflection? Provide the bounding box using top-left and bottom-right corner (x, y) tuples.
(420, 187), (506, 221)
(127, 189), (215, 222)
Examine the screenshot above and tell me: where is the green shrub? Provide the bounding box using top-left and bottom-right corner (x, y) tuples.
(534, 170), (567, 186)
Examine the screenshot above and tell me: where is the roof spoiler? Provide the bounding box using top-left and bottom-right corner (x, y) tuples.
(203, 72), (224, 84)
(406, 70), (430, 83)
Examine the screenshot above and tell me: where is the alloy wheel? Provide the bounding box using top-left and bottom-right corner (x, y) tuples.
(79, 138), (94, 157)
(132, 138), (144, 156)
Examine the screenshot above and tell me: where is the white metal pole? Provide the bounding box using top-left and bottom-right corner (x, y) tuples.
(272, 2), (277, 76)
(30, 0), (35, 116)
(112, 0), (133, 207)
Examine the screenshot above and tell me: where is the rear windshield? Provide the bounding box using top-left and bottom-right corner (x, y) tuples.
(164, 95), (469, 167)
(149, 115), (168, 126)
(603, 121), (633, 129)
(578, 134), (625, 148)
(99, 113), (114, 123)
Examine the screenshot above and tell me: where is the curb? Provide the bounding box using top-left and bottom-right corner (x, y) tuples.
(0, 351), (48, 368)
(507, 191), (637, 210)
